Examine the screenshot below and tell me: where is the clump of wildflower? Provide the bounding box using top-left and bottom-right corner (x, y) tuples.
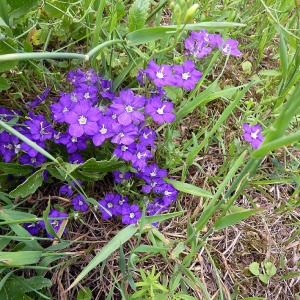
(242, 123), (264, 148)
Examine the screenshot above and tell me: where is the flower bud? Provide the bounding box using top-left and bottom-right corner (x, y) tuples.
(184, 3), (200, 24)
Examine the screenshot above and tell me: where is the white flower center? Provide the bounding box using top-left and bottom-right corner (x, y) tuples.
(63, 107), (69, 112)
(156, 105), (166, 115)
(78, 115), (87, 125)
(121, 145), (128, 151)
(156, 68), (164, 79)
(129, 213), (135, 219)
(126, 106), (133, 113)
(84, 92), (90, 99)
(182, 72), (190, 80)
(251, 129), (260, 139)
(108, 202), (113, 208)
(31, 158), (36, 163)
(222, 44), (231, 54)
(150, 169), (157, 177)
(100, 125), (107, 134)
(78, 200), (83, 206)
(71, 137), (77, 143)
(164, 190), (172, 196)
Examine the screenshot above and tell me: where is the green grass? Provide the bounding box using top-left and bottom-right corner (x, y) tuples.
(0, 0), (299, 299)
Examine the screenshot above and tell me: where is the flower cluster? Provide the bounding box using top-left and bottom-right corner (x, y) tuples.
(0, 29), (244, 238)
(184, 29), (242, 58)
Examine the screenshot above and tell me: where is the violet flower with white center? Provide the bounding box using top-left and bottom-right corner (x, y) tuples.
(113, 171), (132, 184)
(131, 144), (153, 171)
(72, 194), (88, 212)
(19, 153), (46, 166)
(173, 60), (202, 90)
(145, 96), (175, 124)
(121, 204), (142, 225)
(98, 193), (120, 219)
(138, 126), (156, 148)
(99, 78), (115, 99)
(67, 69), (85, 86)
(57, 133), (87, 153)
(144, 60), (176, 88)
(59, 180), (82, 197)
(92, 114), (115, 146)
(68, 152), (84, 164)
(113, 194), (129, 216)
(141, 163), (168, 182)
(110, 89), (145, 126)
(162, 183), (179, 205)
(220, 39), (242, 57)
(50, 93), (75, 123)
(24, 222), (40, 235)
(39, 209), (68, 239)
(242, 123), (264, 149)
(0, 131), (19, 162)
(111, 123), (139, 145)
(24, 114), (54, 142)
(113, 143), (137, 161)
(74, 84), (99, 105)
(0, 107), (18, 122)
(64, 100), (101, 137)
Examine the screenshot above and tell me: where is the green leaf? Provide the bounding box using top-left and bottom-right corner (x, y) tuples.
(133, 245), (170, 253)
(265, 261), (276, 276)
(0, 162), (33, 176)
(165, 179), (213, 198)
(0, 77), (10, 91)
(0, 251), (42, 267)
(6, 0), (38, 21)
(67, 225), (137, 291)
(259, 273), (269, 284)
(249, 262), (260, 276)
(142, 211), (185, 225)
(80, 157), (124, 173)
(213, 209), (263, 231)
(0, 39), (17, 72)
(9, 169), (44, 198)
(77, 287), (93, 300)
(128, 0), (150, 32)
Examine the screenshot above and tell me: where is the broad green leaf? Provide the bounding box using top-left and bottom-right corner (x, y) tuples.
(80, 157), (124, 173)
(0, 39), (17, 72)
(265, 262), (276, 276)
(249, 262), (260, 276)
(165, 179), (213, 198)
(0, 251), (42, 267)
(67, 225), (137, 291)
(6, 0), (38, 21)
(0, 0), (9, 26)
(213, 209), (263, 231)
(0, 276), (52, 299)
(259, 273), (268, 284)
(0, 208), (36, 221)
(0, 162), (33, 176)
(128, 0), (150, 32)
(9, 169), (44, 198)
(31, 28), (48, 45)
(0, 77), (10, 91)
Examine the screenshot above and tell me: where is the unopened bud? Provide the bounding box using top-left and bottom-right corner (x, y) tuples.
(184, 4), (200, 24)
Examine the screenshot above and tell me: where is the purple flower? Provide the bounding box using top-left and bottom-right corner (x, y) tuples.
(59, 180), (82, 197)
(19, 153), (46, 166)
(0, 131), (19, 162)
(92, 114), (115, 146)
(122, 204), (142, 224)
(50, 93), (75, 123)
(113, 143), (137, 161)
(72, 194), (88, 212)
(99, 78), (115, 99)
(24, 114), (54, 142)
(138, 126), (156, 148)
(68, 152), (84, 164)
(39, 209), (68, 239)
(110, 89), (145, 126)
(57, 133), (87, 153)
(111, 124), (139, 145)
(242, 123), (264, 149)
(20, 140), (45, 158)
(113, 171), (132, 184)
(131, 144), (153, 171)
(74, 84), (99, 105)
(173, 60), (202, 90)
(220, 39), (242, 57)
(98, 193), (120, 219)
(65, 100), (101, 137)
(29, 87), (50, 109)
(145, 96), (175, 124)
(144, 60), (175, 87)
(24, 222), (39, 235)
(0, 107), (20, 122)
